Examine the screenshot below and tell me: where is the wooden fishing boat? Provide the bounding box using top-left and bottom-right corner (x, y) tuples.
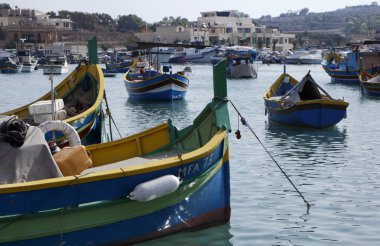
(264, 70), (349, 128)
(322, 45), (380, 84)
(0, 57), (22, 73)
(0, 37), (104, 146)
(101, 68), (117, 77)
(124, 62), (189, 100)
(105, 59), (133, 73)
(359, 69), (380, 97)
(0, 60), (231, 245)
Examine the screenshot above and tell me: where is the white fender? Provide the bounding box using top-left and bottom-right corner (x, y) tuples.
(38, 120), (81, 147)
(129, 175), (180, 202)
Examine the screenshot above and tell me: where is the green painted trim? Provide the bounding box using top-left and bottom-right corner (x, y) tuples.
(88, 36), (99, 65)
(213, 60), (227, 99)
(0, 157), (226, 243)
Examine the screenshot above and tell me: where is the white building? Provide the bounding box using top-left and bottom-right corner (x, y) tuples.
(134, 10), (294, 50)
(135, 25), (208, 44)
(197, 10), (256, 45)
(255, 26), (295, 52)
(43, 42), (87, 58)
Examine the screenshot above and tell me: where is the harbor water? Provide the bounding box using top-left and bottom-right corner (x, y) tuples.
(1, 63), (380, 245)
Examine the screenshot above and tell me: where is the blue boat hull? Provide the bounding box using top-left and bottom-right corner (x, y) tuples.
(322, 63), (380, 84)
(0, 66), (22, 73)
(124, 73), (189, 100)
(360, 84), (380, 97)
(322, 65), (360, 84)
(4, 160), (230, 246)
(266, 103), (347, 128)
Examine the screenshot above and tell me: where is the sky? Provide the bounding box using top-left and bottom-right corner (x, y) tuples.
(9, 0), (378, 23)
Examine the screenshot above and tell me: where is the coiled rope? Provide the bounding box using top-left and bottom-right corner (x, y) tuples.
(229, 100), (310, 209)
(0, 116), (29, 148)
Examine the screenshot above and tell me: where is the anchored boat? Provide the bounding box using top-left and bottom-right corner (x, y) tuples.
(359, 69), (380, 97)
(1, 37), (104, 146)
(0, 60), (231, 245)
(322, 44), (380, 84)
(264, 69), (349, 128)
(124, 62), (189, 100)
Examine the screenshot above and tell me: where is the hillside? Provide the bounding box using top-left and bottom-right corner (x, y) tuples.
(255, 4), (380, 35)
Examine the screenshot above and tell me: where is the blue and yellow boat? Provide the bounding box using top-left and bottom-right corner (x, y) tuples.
(0, 60), (231, 245)
(359, 69), (380, 97)
(0, 57), (22, 73)
(322, 46), (380, 84)
(124, 63), (189, 100)
(0, 37), (104, 146)
(264, 70), (349, 128)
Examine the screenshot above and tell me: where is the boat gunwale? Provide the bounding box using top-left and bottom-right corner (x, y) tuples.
(0, 129), (227, 194)
(0, 64), (104, 125)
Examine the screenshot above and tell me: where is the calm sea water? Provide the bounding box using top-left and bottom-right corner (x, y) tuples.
(1, 63), (380, 245)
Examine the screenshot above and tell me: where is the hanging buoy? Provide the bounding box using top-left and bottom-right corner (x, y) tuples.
(235, 129), (241, 139)
(129, 175), (180, 202)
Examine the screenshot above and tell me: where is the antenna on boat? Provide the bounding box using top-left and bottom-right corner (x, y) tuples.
(283, 64), (286, 74)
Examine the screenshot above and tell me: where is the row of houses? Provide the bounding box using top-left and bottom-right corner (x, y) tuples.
(0, 7), (73, 48)
(0, 7), (295, 52)
(136, 10), (295, 51)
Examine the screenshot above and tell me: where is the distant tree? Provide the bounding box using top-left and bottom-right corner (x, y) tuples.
(57, 11), (96, 30)
(292, 40), (297, 49)
(46, 11), (57, 18)
(257, 38), (263, 49)
(156, 16), (190, 27)
(117, 14), (147, 32)
(0, 3), (10, 9)
(93, 13), (116, 26)
(272, 39), (278, 51)
(299, 8), (309, 16)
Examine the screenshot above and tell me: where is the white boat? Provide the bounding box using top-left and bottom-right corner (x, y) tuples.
(225, 46), (258, 79)
(285, 49), (323, 64)
(17, 50), (38, 72)
(183, 47), (217, 63)
(151, 47), (176, 63)
(43, 54), (69, 74)
(168, 51), (186, 63)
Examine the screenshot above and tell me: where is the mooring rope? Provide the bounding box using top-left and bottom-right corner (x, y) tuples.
(103, 90), (123, 140)
(229, 100), (310, 209)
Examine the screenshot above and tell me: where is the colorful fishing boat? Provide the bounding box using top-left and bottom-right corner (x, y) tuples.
(264, 69), (349, 128)
(101, 68), (117, 77)
(105, 59), (133, 73)
(124, 62), (189, 100)
(0, 56), (22, 73)
(0, 37), (104, 146)
(0, 60), (231, 245)
(359, 69), (380, 97)
(322, 46), (380, 84)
